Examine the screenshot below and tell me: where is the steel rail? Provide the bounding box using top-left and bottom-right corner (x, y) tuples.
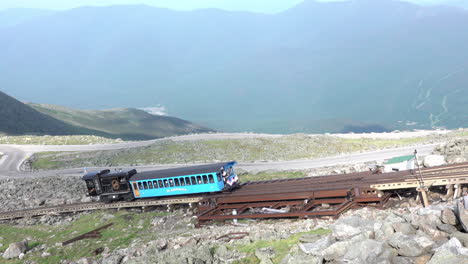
(0, 197), (202, 221)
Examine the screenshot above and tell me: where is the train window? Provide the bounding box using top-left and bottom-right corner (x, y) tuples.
(191, 176), (197, 185)
(175, 178), (180, 186)
(143, 182), (148, 189)
(180, 178), (185, 186)
(202, 175), (208, 184)
(148, 181), (153, 189)
(217, 173), (222, 181)
(158, 180), (163, 188)
(133, 182), (139, 190)
(163, 179), (169, 187)
(186, 177), (191, 185)
(153, 181), (158, 188)
(138, 182), (143, 190)
(197, 176), (202, 184)
(209, 175), (214, 183)
(169, 179), (174, 187)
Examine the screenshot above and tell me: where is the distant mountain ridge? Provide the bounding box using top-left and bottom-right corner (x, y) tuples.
(0, 91), (213, 139)
(30, 104), (213, 140)
(0, 0), (467, 133)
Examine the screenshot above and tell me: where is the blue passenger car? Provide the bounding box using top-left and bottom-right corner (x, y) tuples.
(129, 161), (238, 199)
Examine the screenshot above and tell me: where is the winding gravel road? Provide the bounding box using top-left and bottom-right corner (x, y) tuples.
(0, 132), (438, 178)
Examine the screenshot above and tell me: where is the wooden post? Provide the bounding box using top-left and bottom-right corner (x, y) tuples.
(417, 186), (430, 207)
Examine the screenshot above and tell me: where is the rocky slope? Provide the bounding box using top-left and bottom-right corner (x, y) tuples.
(1, 139), (468, 263)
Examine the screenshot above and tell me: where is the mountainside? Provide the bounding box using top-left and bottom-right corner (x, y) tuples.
(1, 0), (467, 133)
(0, 91), (105, 136)
(0, 91), (212, 139)
(30, 104), (214, 139)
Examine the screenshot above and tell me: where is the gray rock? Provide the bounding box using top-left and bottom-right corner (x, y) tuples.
(392, 222), (417, 235)
(331, 216), (374, 240)
(392, 256), (414, 264)
(281, 245), (322, 264)
(214, 245), (243, 263)
(322, 233), (367, 261)
(419, 224), (449, 240)
(438, 224), (458, 234)
(299, 233), (322, 243)
(343, 239), (396, 264)
(77, 258), (99, 264)
(255, 247), (275, 264)
(451, 232), (468, 247)
(441, 208), (458, 226)
(101, 254), (123, 264)
(387, 233), (425, 257)
(427, 237), (468, 264)
(299, 235), (334, 255)
(423, 155), (446, 167)
(2, 241), (27, 259)
(375, 222), (395, 241)
(155, 239), (168, 251)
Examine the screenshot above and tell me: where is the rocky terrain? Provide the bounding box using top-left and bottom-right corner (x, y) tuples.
(0, 135), (467, 263)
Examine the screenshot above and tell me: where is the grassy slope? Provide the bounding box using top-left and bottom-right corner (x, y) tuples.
(0, 211), (169, 264)
(0, 91), (111, 137)
(30, 131), (468, 170)
(0, 135), (123, 145)
(30, 104), (213, 140)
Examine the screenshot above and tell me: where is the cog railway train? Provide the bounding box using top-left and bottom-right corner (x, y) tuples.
(82, 161), (239, 202)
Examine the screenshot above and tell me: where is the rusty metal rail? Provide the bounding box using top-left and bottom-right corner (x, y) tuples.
(197, 162), (468, 225)
(62, 223), (113, 246)
(2, 162), (468, 224)
(0, 197), (202, 221)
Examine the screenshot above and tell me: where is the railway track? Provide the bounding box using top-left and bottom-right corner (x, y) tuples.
(1, 162), (468, 224)
(0, 197), (202, 221)
(197, 162), (468, 225)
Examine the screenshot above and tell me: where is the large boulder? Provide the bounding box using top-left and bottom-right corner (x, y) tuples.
(299, 235), (334, 255)
(427, 237), (468, 264)
(375, 222), (395, 241)
(254, 247), (275, 264)
(441, 208), (458, 226)
(387, 233), (425, 257)
(343, 239), (396, 264)
(321, 233), (368, 261)
(2, 241), (27, 259)
(450, 232), (468, 247)
(392, 222), (417, 235)
(423, 155), (446, 167)
(331, 216), (374, 240)
(281, 245), (323, 264)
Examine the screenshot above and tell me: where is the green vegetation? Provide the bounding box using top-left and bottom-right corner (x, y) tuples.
(233, 228), (331, 264)
(0, 210), (169, 264)
(30, 131), (468, 170)
(30, 104), (213, 140)
(0, 91), (211, 141)
(241, 171), (306, 182)
(0, 135), (124, 145)
(0, 91), (107, 137)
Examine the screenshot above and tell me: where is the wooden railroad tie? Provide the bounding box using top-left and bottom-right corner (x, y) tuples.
(62, 223), (113, 246)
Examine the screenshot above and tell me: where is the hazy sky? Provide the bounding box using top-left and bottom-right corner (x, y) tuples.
(0, 0), (457, 12)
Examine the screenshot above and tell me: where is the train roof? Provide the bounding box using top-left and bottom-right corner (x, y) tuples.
(82, 169), (137, 180)
(130, 161), (237, 181)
